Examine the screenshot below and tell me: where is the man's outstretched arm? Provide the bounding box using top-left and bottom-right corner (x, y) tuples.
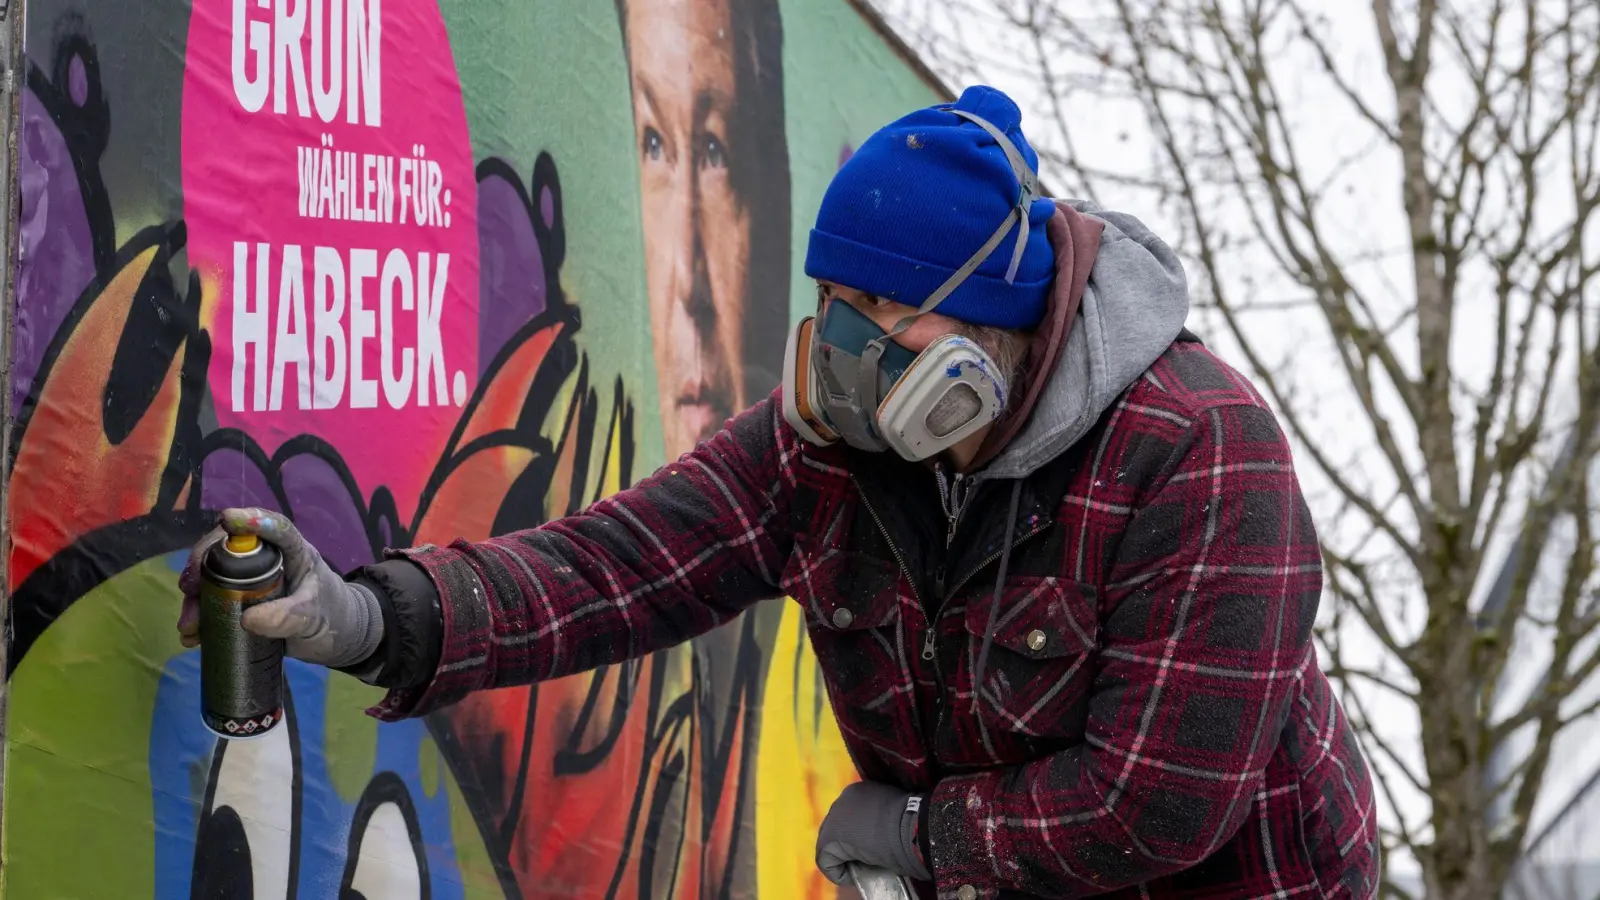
(355, 393), (802, 720)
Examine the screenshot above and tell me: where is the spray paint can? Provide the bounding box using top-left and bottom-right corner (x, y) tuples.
(198, 532), (287, 739)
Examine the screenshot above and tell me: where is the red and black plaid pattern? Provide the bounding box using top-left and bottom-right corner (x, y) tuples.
(368, 395), (801, 721)
(921, 351), (1378, 899)
(370, 343), (1378, 899)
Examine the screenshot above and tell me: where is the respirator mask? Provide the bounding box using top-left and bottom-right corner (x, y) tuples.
(782, 109), (1043, 462)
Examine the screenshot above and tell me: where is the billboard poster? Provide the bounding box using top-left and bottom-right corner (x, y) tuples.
(2, 0), (944, 896)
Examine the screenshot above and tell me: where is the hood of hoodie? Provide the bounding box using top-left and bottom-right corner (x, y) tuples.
(976, 198), (1192, 484)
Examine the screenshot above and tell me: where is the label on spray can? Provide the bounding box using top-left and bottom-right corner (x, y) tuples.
(199, 532), (287, 739)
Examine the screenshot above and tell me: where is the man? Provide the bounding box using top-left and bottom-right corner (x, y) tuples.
(179, 86), (1378, 899)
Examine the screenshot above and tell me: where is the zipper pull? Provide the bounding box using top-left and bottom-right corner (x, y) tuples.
(923, 566), (945, 661)
(944, 474), (968, 548)
(944, 475), (960, 547)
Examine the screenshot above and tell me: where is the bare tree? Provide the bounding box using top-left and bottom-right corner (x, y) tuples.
(868, 1), (1600, 898)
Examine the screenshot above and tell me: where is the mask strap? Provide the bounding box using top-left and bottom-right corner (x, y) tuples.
(858, 340), (886, 423)
(814, 298), (892, 430)
(915, 109), (1042, 317)
(848, 110), (1041, 414)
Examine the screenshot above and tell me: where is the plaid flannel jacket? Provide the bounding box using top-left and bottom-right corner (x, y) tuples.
(370, 341), (1379, 899)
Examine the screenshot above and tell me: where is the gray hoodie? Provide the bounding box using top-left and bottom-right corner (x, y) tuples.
(977, 199), (1193, 486)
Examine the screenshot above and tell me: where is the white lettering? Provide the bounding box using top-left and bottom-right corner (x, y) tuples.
(348, 248), (378, 408)
(376, 154), (394, 223)
(416, 252), (448, 406)
(318, 144), (334, 217)
(335, 150), (350, 220)
(427, 160), (443, 228)
(298, 147), (408, 223)
(347, 0), (381, 127)
(231, 0), (271, 113)
(230, 243), (448, 412)
(270, 245), (312, 410)
(273, 0), (310, 117)
(233, 0), (377, 125)
(349, 151), (361, 219)
(397, 158), (412, 225)
(313, 245), (347, 408)
(232, 241), (270, 411)
(309, 0), (343, 122)
(298, 146), (316, 217)
(363, 154), (378, 222)
(350, 151), (363, 221)
(380, 248), (415, 408)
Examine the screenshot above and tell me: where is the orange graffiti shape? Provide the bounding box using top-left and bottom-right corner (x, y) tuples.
(10, 246), (189, 590)
(414, 328), (739, 898)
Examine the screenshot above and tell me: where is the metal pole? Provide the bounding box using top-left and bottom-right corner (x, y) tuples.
(0, 0), (29, 856)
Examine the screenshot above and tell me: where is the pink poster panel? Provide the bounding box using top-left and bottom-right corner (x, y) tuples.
(183, 0), (479, 511)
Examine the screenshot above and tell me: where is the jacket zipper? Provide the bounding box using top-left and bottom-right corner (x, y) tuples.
(935, 465), (974, 549)
(850, 474), (944, 767)
(923, 465), (981, 762)
(945, 520), (1051, 600)
(930, 492), (1048, 758)
(944, 481), (964, 547)
(850, 474), (924, 610)
(850, 476), (928, 630)
(921, 568), (944, 661)
(853, 471), (1051, 773)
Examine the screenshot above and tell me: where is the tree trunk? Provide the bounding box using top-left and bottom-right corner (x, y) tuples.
(1415, 581), (1502, 900)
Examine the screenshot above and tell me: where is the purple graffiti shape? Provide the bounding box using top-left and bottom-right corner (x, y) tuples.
(477, 171), (547, 374)
(15, 82), (97, 414)
(199, 447), (278, 515)
(198, 444), (376, 573)
(278, 452), (374, 573)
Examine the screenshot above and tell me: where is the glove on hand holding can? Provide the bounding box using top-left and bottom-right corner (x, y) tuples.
(177, 507), (385, 675)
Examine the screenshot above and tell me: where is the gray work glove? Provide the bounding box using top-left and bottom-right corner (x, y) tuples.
(816, 781), (932, 885)
(177, 507), (383, 670)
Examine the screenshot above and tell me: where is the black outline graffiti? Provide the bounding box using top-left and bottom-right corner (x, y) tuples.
(5, 213), (212, 523)
(23, 25), (113, 272)
(189, 678), (304, 900)
(338, 771), (432, 900)
(7, 18), (773, 900)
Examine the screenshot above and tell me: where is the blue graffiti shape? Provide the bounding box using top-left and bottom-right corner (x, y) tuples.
(151, 653), (467, 899)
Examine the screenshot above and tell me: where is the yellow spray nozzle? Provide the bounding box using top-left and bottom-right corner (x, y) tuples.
(224, 533), (261, 554)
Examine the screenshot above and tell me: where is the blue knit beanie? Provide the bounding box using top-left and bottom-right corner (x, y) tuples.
(805, 85), (1056, 331)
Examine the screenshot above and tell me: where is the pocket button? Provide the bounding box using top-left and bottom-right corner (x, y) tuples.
(1026, 629), (1048, 652)
(832, 607), (854, 628)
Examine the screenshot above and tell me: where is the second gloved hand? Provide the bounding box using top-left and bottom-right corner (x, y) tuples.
(816, 781), (931, 885)
(176, 507), (383, 669)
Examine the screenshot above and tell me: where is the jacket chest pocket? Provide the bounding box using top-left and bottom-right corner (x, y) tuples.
(782, 544), (917, 738)
(961, 576), (1099, 740)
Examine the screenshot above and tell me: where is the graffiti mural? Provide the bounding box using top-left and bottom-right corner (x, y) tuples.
(2, 1), (942, 897)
